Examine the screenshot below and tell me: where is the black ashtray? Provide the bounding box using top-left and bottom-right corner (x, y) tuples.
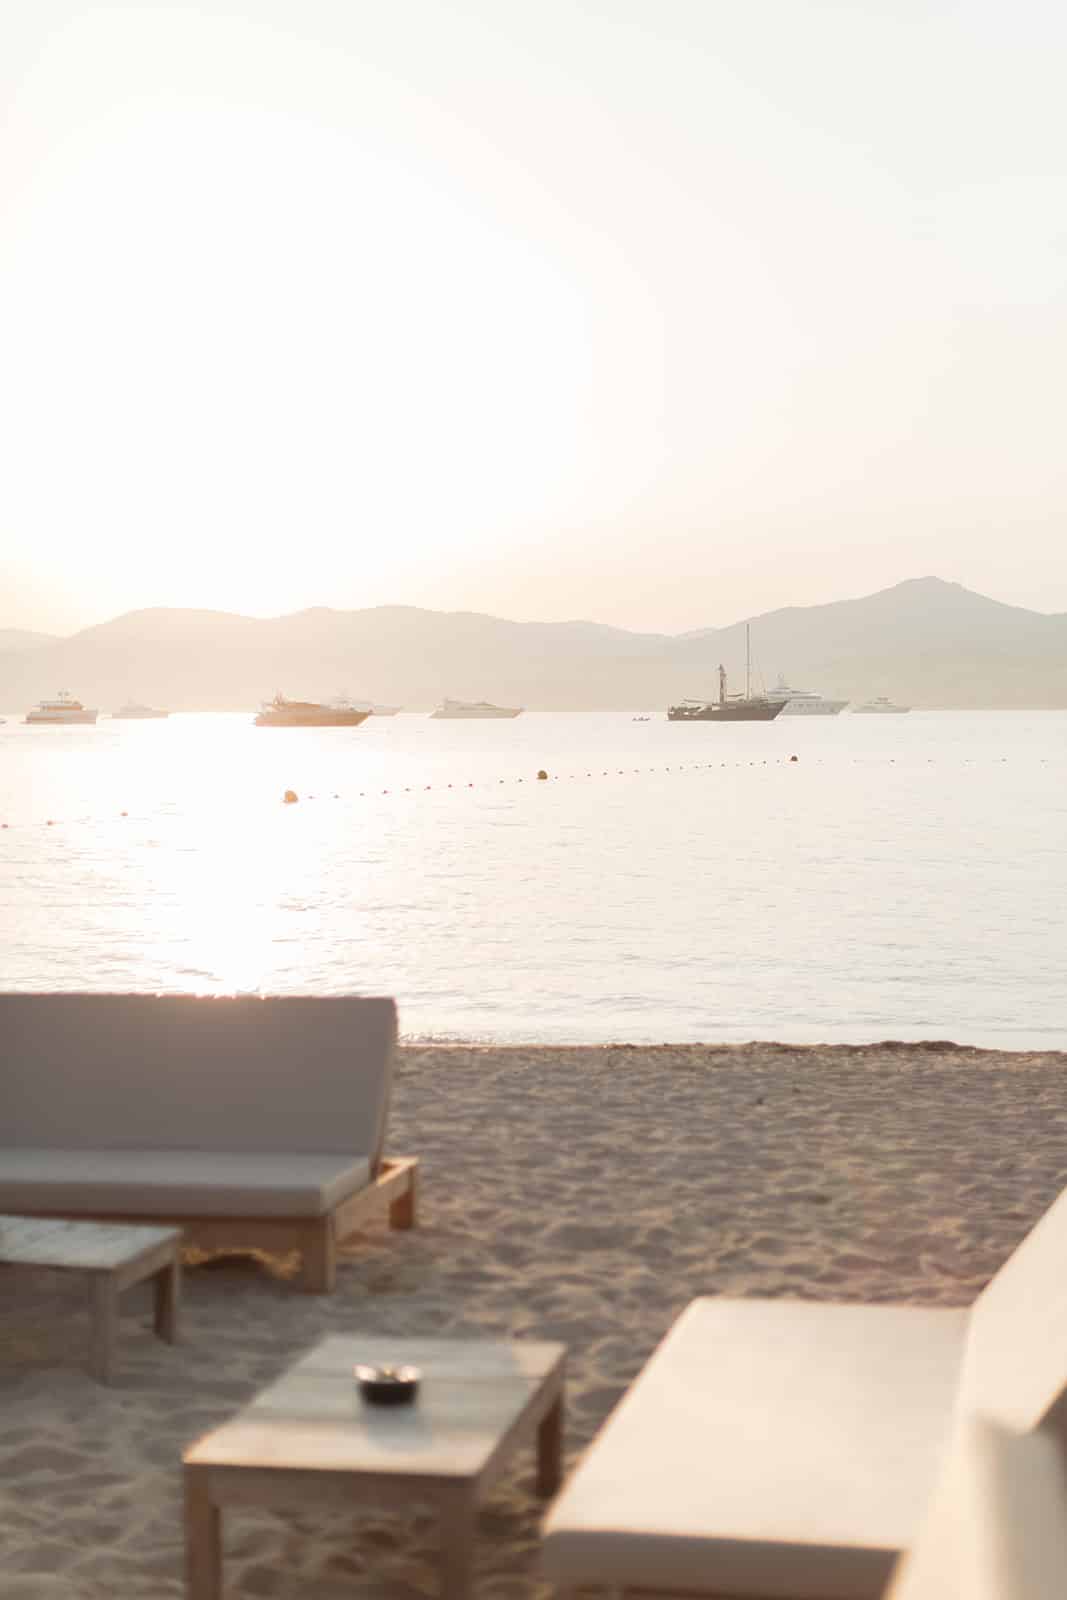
(354, 1364), (421, 1405)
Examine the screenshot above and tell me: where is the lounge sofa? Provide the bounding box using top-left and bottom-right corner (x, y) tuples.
(0, 993), (417, 1292)
(887, 1415), (1067, 1599)
(542, 1183), (1067, 1598)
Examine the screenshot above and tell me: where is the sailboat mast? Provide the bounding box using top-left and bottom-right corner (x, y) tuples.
(746, 624), (751, 700)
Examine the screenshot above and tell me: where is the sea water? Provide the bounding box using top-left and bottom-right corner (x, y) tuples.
(1, 710), (1063, 1048)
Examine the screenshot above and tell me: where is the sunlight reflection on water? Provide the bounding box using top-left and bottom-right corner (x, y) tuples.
(2, 710), (1064, 1046)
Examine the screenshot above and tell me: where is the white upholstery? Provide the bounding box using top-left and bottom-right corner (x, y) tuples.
(0, 993), (396, 1226)
(887, 1416), (1067, 1600)
(542, 1298), (967, 1599)
(543, 1182), (1067, 1599)
(959, 1185), (1067, 1439)
(2, 993), (396, 1167)
(0, 1149), (371, 1219)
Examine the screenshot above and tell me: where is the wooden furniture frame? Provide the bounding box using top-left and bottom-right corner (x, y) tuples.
(18, 1156), (418, 1294)
(184, 1334), (566, 1600)
(177, 1153), (419, 1293)
(0, 1214), (181, 1383)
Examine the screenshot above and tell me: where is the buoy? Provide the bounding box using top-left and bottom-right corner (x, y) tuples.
(537, 770), (548, 780)
(283, 790), (298, 804)
(120, 810), (128, 816)
(789, 755), (798, 763)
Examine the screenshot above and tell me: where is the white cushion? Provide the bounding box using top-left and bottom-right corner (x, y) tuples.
(959, 1185), (1067, 1436)
(0, 1148), (371, 1219)
(888, 1415), (1067, 1599)
(1, 993), (396, 1167)
(542, 1297), (969, 1599)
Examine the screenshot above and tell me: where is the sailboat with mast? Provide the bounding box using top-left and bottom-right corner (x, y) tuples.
(667, 625), (785, 722)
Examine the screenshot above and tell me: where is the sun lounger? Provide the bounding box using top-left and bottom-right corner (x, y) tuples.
(542, 1183), (1067, 1598)
(0, 993), (417, 1293)
(887, 1416), (1067, 1599)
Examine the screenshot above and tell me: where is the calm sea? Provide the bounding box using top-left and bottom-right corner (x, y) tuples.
(2, 710), (1063, 1049)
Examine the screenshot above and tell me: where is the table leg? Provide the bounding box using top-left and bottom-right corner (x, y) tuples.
(537, 1390), (564, 1497)
(438, 1489), (476, 1600)
(185, 1467), (222, 1600)
(88, 1274), (118, 1384)
(154, 1252), (181, 1344)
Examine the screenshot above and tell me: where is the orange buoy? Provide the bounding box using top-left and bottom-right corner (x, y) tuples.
(283, 790), (298, 804)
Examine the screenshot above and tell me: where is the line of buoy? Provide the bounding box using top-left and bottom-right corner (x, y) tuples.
(7, 752), (1054, 831)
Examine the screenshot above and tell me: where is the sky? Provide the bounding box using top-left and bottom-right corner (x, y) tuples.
(2, 0), (1066, 636)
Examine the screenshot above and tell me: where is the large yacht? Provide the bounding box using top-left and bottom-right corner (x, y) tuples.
(112, 702), (170, 720)
(255, 695), (371, 728)
(332, 696), (402, 716)
(25, 691), (98, 725)
(431, 699), (523, 719)
(852, 696), (911, 714)
(766, 677), (847, 716)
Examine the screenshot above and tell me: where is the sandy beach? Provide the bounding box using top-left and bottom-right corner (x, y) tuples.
(2, 1041), (1066, 1598)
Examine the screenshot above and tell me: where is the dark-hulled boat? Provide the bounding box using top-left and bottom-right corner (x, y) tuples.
(254, 695), (371, 728)
(668, 626), (785, 722)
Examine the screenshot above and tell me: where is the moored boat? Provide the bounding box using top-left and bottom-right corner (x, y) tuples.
(255, 695), (371, 728)
(112, 702), (170, 719)
(766, 677), (847, 716)
(668, 627), (784, 722)
(852, 696), (910, 714)
(25, 691), (98, 725)
(430, 699), (523, 719)
(332, 696), (402, 716)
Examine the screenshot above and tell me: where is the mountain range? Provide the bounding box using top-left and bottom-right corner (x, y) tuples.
(2, 578), (1065, 712)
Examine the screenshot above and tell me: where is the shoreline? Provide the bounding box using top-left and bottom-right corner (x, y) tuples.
(3, 1041), (1066, 1596)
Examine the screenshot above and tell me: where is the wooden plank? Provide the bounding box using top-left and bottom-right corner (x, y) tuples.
(186, 1336), (566, 1481)
(299, 1217), (336, 1294)
(537, 1389), (565, 1498)
(154, 1255), (181, 1344)
(438, 1484), (477, 1600)
(333, 1156), (419, 1240)
(184, 1465), (222, 1600)
(0, 1214), (179, 1272)
(88, 1274), (118, 1384)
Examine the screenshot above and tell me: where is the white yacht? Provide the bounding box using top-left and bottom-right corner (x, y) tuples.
(431, 698), (523, 719)
(113, 702), (170, 719)
(25, 691), (98, 725)
(852, 696), (911, 714)
(331, 696), (402, 716)
(766, 677), (847, 716)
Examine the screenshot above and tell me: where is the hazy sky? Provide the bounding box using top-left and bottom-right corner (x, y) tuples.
(2, 1), (1065, 635)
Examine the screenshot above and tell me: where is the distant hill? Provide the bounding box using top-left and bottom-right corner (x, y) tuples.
(0, 627), (58, 652)
(1, 579), (1064, 711)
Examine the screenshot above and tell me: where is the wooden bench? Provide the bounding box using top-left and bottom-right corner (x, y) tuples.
(0, 993), (417, 1293)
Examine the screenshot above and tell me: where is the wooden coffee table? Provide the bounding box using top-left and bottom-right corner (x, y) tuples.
(184, 1334), (566, 1599)
(0, 1214), (181, 1383)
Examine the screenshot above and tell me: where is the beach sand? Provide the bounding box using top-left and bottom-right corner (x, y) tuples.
(2, 1041), (1066, 1598)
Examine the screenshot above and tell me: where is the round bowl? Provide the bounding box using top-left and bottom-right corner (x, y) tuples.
(353, 1363), (421, 1405)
